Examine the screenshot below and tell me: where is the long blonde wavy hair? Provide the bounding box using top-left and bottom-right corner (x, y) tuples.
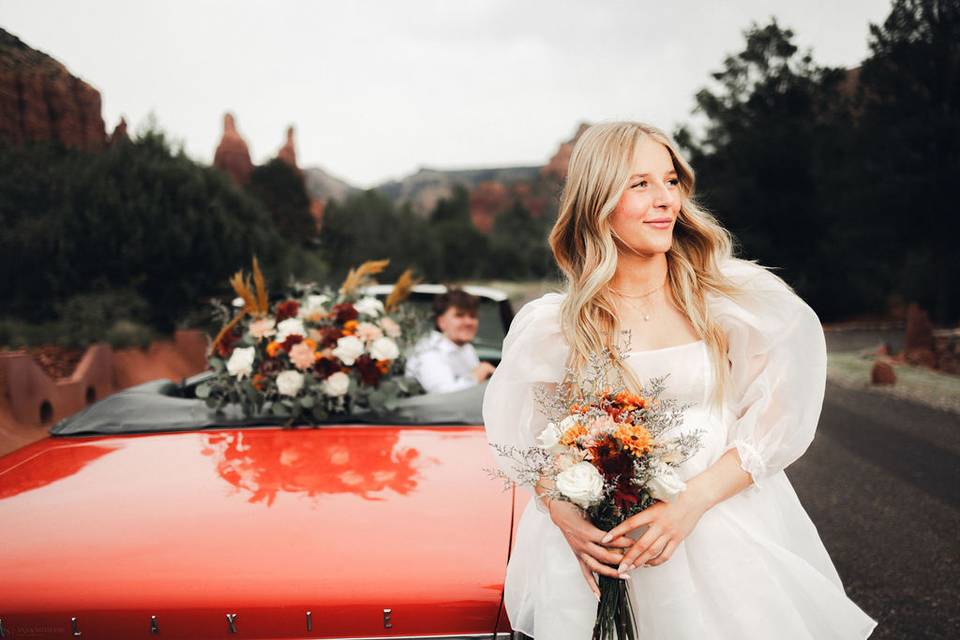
(548, 121), (744, 406)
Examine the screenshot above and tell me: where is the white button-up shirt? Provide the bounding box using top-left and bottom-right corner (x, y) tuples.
(405, 330), (481, 394)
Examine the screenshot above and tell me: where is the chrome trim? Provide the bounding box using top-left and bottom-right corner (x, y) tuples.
(150, 615), (159, 634)
(383, 608), (393, 629)
(71, 616), (81, 636)
(225, 613), (238, 633)
(306, 610), (313, 632)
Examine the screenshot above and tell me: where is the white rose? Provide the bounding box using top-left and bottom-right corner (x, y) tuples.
(332, 335), (365, 365)
(276, 318), (306, 341)
(231, 296), (245, 308)
(555, 462), (605, 509)
(354, 297), (384, 317)
(226, 346), (256, 379)
(298, 294), (330, 317)
(647, 462), (687, 503)
(276, 370), (304, 397)
(369, 336), (399, 361)
(322, 371), (350, 397)
(537, 422), (566, 454)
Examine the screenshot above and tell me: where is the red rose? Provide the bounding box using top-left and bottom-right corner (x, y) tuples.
(275, 300), (300, 322)
(331, 302), (359, 324)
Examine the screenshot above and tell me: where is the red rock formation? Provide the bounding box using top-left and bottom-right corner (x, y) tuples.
(277, 125), (298, 169)
(109, 116), (128, 145)
(904, 303), (936, 367)
(309, 198), (326, 232)
(0, 28), (106, 150)
(870, 360), (896, 385)
(213, 113), (254, 185)
(541, 122), (590, 182)
(469, 181), (510, 233)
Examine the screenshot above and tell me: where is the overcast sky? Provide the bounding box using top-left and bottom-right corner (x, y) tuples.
(2, 0), (892, 187)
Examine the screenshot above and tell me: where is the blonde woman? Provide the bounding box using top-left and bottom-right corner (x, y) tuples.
(482, 122), (877, 639)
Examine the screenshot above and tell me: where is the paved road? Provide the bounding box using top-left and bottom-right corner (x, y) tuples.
(789, 383), (960, 639)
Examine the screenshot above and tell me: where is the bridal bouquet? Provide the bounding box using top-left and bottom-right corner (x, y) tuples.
(198, 258), (424, 423)
(491, 350), (704, 640)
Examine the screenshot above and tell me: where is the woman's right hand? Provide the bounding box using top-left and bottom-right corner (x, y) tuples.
(548, 499), (634, 599)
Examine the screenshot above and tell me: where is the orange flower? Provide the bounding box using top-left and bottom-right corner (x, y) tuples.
(614, 391), (646, 412)
(251, 373), (266, 391)
(559, 422), (588, 447)
(342, 320), (359, 335)
(375, 359), (391, 374)
(614, 423), (652, 457)
(266, 341), (282, 358)
(303, 338), (317, 350)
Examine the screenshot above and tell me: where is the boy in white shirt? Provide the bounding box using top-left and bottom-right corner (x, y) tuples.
(405, 289), (496, 393)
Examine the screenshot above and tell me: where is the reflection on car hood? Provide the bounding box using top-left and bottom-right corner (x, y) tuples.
(51, 378), (487, 436)
(0, 426), (513, 638)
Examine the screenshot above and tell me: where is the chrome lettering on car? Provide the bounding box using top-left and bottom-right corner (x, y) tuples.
(150, 615), (159, 634)
(70, 616), (81, 636)
(306, 611), (313, 632)
(225, 613), (238, 633)
(383, 608), (392, 629)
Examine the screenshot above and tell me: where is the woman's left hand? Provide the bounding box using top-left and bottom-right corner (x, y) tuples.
(600, 488), (710, 572)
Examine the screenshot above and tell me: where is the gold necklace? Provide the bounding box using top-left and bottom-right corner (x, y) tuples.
(609, 282), (666, 322)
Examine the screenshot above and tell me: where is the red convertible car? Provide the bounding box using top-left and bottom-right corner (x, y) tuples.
(0, 287), (530, 639)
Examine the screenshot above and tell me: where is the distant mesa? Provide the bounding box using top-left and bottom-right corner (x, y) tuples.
(0, 28), (106, 151)
(213, 112), (254, 185)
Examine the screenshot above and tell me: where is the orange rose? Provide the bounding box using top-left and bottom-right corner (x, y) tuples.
(375, 359), (391, 374)
(342, 320), (359, 335)
(266, 341), (282, 358)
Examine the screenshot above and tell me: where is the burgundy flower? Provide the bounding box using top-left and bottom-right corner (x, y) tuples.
(354, 354), (382, 387)
(331, 302), (359, 324)
(217, 327), (243, 358)
(274, 300), (300, 322)
(281, 334), (304, 351)
(314, 357), (341, 380)
(317, 327), (344, 349)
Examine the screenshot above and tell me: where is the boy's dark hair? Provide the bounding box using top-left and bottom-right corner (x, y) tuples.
(433, 288), (479, 330)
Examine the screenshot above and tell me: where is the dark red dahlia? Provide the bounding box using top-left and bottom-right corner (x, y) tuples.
(216, 327), (243, 357)
(331, 302), (359, 324)
(313, 357), (341, 380)
(281, 334), (304, 351)
(354, 354), (382, 387)
(274, 300), (300, 322)
(317, 326), (343, 349)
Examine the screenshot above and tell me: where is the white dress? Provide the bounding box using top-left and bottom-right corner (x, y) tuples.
(482, 258), (878, 639)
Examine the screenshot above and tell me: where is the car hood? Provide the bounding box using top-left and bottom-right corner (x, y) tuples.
(0, 427), (514, 639)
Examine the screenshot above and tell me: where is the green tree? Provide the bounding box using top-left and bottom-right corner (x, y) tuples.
(853, 0), (960, 322)
(677, 20), (854, 318)
(247, 159), (316, 243)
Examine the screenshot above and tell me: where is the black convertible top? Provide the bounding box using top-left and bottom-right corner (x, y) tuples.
(51, 377), (486, 437)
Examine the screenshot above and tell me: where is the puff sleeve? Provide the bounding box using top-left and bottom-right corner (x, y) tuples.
(482, 293), (568, 486)
(709, 259), (828, 490)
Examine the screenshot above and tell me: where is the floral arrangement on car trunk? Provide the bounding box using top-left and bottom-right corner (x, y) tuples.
(491, 350), (704, 640)
(198, 258), (424, 423)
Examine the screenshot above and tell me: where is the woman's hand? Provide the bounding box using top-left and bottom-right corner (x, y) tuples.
(548, 499), (635, 599)
(600, 488), (710, 572)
